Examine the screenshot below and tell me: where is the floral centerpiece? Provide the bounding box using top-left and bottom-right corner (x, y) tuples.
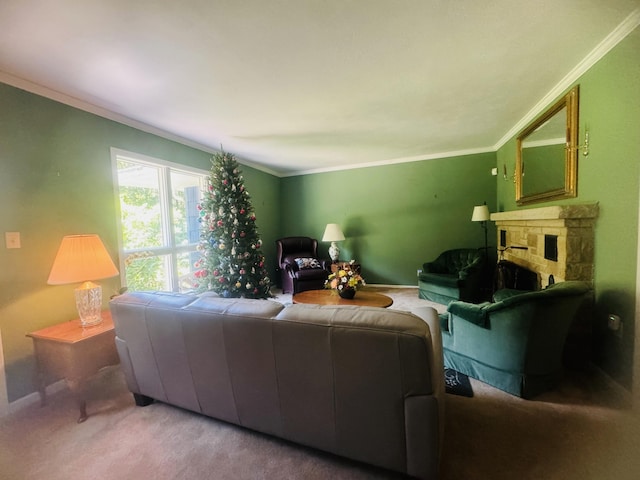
(325, 266), (365, 299)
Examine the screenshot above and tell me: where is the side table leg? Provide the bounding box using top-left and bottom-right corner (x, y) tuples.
(66, 378), (88, 423)
(31, 349), (47, 407)
(36, 370), (47, 407)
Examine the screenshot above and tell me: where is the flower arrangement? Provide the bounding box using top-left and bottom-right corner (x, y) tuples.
(325, 267), (365, 293)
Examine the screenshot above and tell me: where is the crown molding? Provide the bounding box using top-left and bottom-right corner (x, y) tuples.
(494, 8), (640, 151)
(2, 8), (638, 178)
(281, 146), (496, 177)
(0, 71), (281, 178)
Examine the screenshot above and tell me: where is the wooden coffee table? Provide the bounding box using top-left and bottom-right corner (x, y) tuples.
(293, 289), (393, 308)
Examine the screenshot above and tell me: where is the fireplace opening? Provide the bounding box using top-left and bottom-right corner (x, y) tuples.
(544, 235), (558, 262)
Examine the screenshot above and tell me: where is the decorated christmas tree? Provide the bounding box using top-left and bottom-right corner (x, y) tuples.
(194, 151), (272, 298)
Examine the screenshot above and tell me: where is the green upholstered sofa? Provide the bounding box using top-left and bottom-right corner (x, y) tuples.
(439, 281), (591, 398)
(418, 248), (486, 305)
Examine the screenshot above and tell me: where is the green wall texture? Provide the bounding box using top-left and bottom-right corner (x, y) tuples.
(497, 27), (640, 388)
(280, 152), (497, 286)
(0, 83), (280, 401)
(1, 24), (638, 403)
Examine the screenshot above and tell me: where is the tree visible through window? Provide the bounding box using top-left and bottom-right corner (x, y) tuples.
(112, 150), (207, 292)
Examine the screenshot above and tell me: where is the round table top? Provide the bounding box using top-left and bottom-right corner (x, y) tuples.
(292, 289), (393, 308)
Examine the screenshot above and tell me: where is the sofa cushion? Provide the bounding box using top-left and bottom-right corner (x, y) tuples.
(419, 272), (458, 288)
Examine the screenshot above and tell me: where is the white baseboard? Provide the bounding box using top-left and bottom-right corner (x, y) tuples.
(4, 380), (67, 417)
(0, 328), (7, 417)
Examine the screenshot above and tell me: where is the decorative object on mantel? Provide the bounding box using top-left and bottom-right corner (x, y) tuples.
(322, 223), (345, 262)
(325, 264), (365, 299)
(471, 203), (490, 257)
(47, 234), (119, 327)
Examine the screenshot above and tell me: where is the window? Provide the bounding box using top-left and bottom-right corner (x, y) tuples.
(112, 149), (207, 293)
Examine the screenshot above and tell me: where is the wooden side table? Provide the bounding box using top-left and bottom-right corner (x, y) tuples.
(26, 311), (119, 423)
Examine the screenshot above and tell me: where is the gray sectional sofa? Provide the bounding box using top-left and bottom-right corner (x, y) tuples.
(109, 291), (444, 479)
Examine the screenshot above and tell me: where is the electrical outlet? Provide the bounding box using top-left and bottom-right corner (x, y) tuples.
(608, 314), (623, 338)
(607, 314), (620, 330)
(417, 269), (423, 277)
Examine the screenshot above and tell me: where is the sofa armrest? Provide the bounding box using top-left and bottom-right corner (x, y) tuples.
(447, 301), (492, 327)
(282, 259), (300, 274)
(411, 305), (445, 460)
(492, 288), (527, 302)
(411, 306), (443, 379)
(458, 257), (484, 279)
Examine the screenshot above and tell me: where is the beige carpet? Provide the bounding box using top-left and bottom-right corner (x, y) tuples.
(1, 287), (638, 480)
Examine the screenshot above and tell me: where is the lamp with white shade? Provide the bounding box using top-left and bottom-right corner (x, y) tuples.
(471, 204), (490, 257)
(47, 234), (119, 327)
(322, 223), (345, 263)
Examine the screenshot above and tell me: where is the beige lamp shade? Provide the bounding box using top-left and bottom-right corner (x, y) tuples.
(48, 234), (119, 285)
(48, 234), (119, 327)
(471, 205), (490, 222)
(322, 223), (345, 242)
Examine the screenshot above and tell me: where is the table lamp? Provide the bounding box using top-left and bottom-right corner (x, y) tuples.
(322, 223), (345, 263)
(47, 234), (119, 327)
(471, 203), (490, 257)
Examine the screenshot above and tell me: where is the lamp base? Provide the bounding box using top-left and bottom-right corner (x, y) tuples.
(74, 281), (103, 327)
(329, 242), (340, 263)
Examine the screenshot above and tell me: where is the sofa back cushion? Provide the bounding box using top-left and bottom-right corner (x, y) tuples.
(111, 292), (440, 478)
(437, 248), (483, 274)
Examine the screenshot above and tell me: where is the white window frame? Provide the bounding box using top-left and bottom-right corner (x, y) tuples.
(110, 148), (208, 292)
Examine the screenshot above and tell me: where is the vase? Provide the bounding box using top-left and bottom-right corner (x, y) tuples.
(338, 288), (356, 299)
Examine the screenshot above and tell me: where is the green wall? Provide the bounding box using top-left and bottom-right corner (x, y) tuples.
(1, 24), (637, 403)
(497, 27), (640, 388)
(0, 83), (280, 401)
(280, 152), (497, 286)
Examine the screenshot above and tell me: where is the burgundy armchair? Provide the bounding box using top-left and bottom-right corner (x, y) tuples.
(276, 237), (331, 294)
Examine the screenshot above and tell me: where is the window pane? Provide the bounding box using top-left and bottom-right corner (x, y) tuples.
(170, 171), (202, 247)
(117, 160), (163, 249)
(124, 253), (171, 292)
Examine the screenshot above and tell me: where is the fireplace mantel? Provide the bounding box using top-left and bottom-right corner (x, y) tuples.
(490, 203), (599, 287)
(490, 204), (599, 222)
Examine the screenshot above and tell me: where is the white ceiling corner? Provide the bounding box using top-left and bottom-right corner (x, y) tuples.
(0, 0), (638, 177)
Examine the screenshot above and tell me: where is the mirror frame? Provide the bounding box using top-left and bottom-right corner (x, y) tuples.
(515, 85), (579, 205)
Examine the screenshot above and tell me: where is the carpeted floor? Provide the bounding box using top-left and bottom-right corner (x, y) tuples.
(1, 287), (638, 480)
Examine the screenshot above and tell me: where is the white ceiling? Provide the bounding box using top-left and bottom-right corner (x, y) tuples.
(1, 0), (639, 176)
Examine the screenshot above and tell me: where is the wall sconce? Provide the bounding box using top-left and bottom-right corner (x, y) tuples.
(567, 129), (590, 157)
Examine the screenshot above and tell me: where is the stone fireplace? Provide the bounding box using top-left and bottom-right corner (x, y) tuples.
(490, 204), (599, 288)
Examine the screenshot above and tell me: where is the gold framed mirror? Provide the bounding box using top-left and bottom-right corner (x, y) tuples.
(515, 85), (579, 205)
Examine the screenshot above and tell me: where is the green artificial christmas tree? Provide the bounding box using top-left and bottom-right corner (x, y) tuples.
(194, 151), (272, 298)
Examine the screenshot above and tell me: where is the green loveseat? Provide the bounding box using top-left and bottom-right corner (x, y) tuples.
(418, 248), (486, 305)
(439, 281), (591, 398)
